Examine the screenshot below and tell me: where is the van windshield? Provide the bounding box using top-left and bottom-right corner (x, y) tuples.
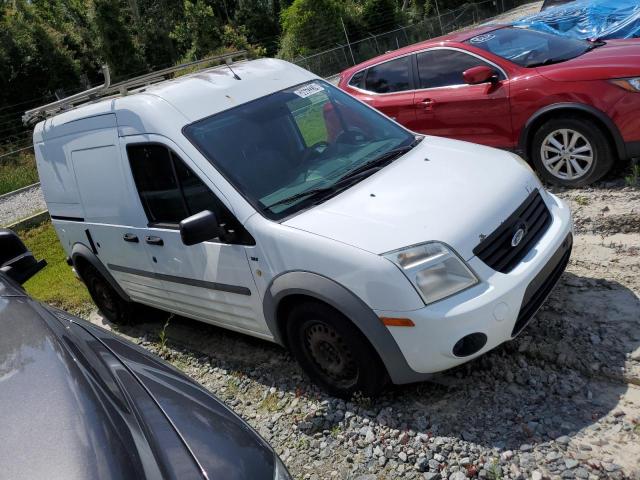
(183, 80), (415, 220)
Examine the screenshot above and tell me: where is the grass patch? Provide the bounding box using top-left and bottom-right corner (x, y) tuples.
(0, 152), (39, 195)
(625, 163), (640, 188)
(158, 314), (173, 352)
(20, 221), (94, 315)
(260, 391), (281, 412)
(226, 376), (241, 395)
(574, 195), (590, 206)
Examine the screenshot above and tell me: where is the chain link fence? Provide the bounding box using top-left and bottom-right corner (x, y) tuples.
(290, 0), (534, 79)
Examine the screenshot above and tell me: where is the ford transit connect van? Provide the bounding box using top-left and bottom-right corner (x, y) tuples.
(31, 58), (573, 397)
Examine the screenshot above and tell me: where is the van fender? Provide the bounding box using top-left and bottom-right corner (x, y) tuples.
(71, 243), (131, 302)
(262, 271), (429, 385)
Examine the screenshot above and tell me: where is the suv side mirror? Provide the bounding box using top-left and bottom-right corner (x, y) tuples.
(0, 228), (47, 284)
(463, 66), (498, 85)
(179, 210), (222, 246)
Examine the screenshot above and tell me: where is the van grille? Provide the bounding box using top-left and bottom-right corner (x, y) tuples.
(473, 190), (552, 273)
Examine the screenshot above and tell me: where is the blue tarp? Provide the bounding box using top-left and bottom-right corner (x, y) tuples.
(515, 0), (640, 40)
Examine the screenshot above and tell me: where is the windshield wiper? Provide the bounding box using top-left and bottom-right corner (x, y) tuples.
(585, 39), (606, 51)
(264, 168), (388, 210)
(264, 141), (419, 211)
(338, 143), (416, 181)
(526, 57), (564, 68)
(264, 185), (338, 210)
(528, 40), (606, 68)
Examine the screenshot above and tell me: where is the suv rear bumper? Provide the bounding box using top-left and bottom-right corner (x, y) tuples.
(376, 192), (573, 378)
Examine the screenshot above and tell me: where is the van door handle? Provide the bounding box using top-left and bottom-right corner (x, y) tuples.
(123, 233), (139, 243)
(145, 236), (164, 246)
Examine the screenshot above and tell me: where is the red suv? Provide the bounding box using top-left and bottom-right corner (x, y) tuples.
(338, 25), (640, 186)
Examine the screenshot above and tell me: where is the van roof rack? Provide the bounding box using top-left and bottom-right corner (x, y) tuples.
(23, 50), (247, 126)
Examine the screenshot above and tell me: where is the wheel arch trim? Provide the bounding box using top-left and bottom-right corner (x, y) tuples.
(518, 103), (626, 160)
(262, 270), (430, 385)
(71, 242), (131, 302)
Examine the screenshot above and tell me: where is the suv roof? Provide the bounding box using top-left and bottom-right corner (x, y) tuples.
(340, 24), (505, 77)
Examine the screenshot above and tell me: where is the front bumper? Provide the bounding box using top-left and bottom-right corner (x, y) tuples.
(376, 192), (573, 377)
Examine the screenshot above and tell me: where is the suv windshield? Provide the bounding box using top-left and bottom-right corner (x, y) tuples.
(466, 27), (598, 68)
(184, 80), (415, 220)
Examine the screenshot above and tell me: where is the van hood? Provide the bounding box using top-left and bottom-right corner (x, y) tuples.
(284, 136), (541, 260)
(536, 40), (640, 82)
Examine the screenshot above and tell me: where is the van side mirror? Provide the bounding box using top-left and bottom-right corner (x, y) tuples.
(0, 229), (47, 284)
(463, 66), (498, 85)
(179, 210), (222, 246)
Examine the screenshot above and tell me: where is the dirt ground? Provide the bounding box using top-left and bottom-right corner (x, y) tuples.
(88, 178), (640, 480)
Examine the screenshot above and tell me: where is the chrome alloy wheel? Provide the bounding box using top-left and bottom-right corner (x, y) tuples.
(304, 321), (358, 388)
(540, 128), (594, 181)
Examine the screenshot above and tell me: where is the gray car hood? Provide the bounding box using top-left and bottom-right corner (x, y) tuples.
(0, 280), (275, 480)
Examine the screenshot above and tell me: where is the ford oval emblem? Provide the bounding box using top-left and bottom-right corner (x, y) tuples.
(511, 228), (526, 247)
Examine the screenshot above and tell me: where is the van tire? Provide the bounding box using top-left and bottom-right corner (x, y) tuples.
(81, 264), (134, 324)
(530, 117), (614, 187)
(286, 301), (388, 398)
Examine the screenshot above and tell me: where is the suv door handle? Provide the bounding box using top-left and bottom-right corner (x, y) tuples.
(123, 233), (139, 243)
(145, 236), (164, 246)
(420, 98), (434, 110)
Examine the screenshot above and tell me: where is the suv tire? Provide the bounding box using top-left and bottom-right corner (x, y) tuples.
(286, 301), (388, 398)
(81, 264), (134, 324)
(531, 116), (614, 187)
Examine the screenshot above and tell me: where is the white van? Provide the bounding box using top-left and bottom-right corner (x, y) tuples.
(31, 58), (573, 397)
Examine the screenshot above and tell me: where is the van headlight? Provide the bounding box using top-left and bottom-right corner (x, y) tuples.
(384, 242), (478, 305)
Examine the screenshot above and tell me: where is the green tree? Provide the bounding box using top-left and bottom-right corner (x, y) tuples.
(92, 0), (146, 78)
(0, 1), (82, 133)
(234, 0), (280, 55)
(279, 0), (345, 59)
(171, 0), (224, 60)
(362, 0), (400, 34)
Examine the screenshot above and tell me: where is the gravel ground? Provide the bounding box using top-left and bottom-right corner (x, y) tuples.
(0, 184), (46, 226)
(87, 179), (640, 480)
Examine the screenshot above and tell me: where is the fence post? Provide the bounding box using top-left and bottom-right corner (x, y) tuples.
(340, 17), (356, 65)
(434, 0), (444, 35)
(370, 33), (380, 54)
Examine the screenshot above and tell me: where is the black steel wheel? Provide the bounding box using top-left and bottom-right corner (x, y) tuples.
(81, 264), (134, 324)
(286, 301), (388, 398)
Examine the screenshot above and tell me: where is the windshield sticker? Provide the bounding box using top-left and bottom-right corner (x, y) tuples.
(294, 83), (324, 98)
(470, 33), (496, 44)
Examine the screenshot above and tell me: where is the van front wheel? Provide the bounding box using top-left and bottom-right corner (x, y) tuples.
(286, 301), (388, 398)
(81, 264), (134, 324)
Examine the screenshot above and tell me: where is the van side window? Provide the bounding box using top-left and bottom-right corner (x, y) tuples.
(128, 144), (187, 224)
(127, 144), (252, 244)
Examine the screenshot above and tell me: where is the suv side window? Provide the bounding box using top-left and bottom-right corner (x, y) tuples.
(348, 70), (365, 89)
(127, 144), (252, 243)
(416, 49), (504, 89)
(364, 56), (411, 94)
